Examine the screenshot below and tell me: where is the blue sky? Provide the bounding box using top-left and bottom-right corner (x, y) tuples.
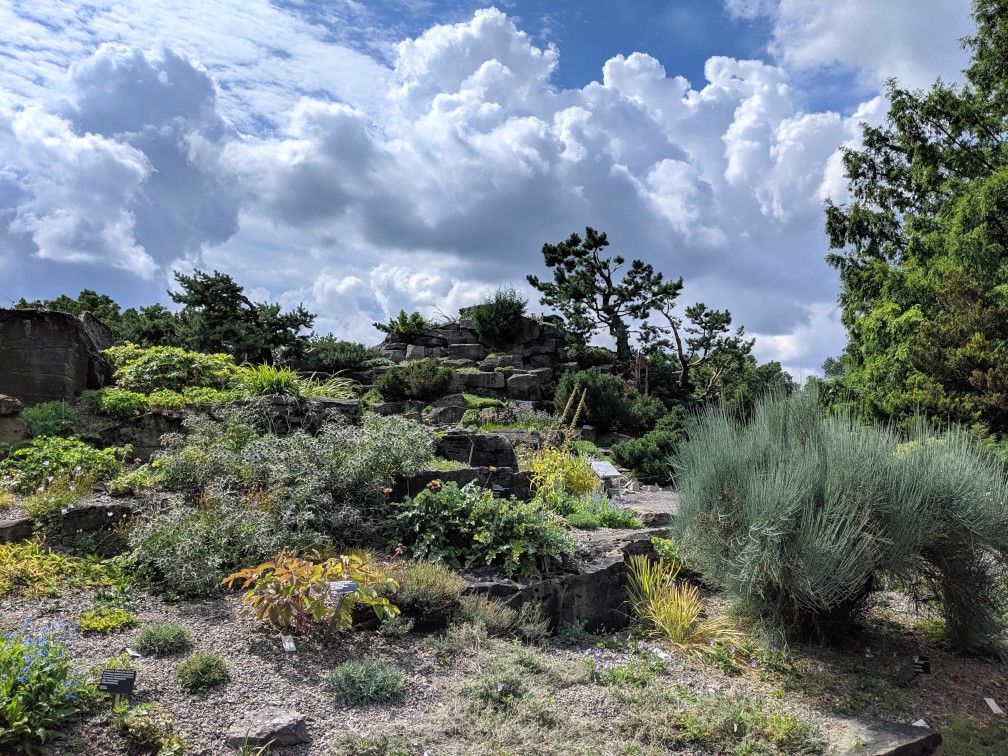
(0, 1), (975, 376)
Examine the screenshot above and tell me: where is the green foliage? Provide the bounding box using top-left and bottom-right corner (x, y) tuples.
(80, 387), (150, 419)
(468, 663), (526, 711)
(461, 402), (555, 431)
(554, 369), (644, 433)
(133, 622), (193, 656)
(468, 285), (528, 344)
(170, 269), (315, 364)
(1, 436), (127, 492)
(301, 336), (392, 373)
(528, 445), (598, 502)
(456, 594), (518, 636)
(611, 427), (685, 485)
(0, 620), (92, 749)
(76, 607), (140, 634)
(513, 603), (551, 642)
(392, 481), (577, 578)
(133, 409), (434, 594)
(230, 364), (357, 399)
(390, 560), (466, 621)
(462, 394), (504, 410)
(374, 359), (453, 401)
(567, 344), (619, 369)
(557, 493), (641, 530)
(234, 363), (302, 396)
(113, 702), (185, 754)
(824, 4), (1008, 439)
(623, 392), (667, 433)
(374, 310), (427, 342)
(25, 467), (96, 521)
(939, 712), (1008, 756)
(105, 343), (240, 393)
(626, 554), (738, 654)
(21, 401), (77, 438)
(326, 657), (405, 704)
(175, 652), (229, 692)
(528, 227), (680, 363)
(674, 691), (823, 753)
(673, 390), (1008, 650)
(0, 538), (111, 598)
(222, 551), (397, 636)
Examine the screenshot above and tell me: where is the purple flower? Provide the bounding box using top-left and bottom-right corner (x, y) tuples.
(496, 682), (504, 692)
(751, 659), (758, 668)
(709, 638), (716, 647)
(817, 663), (824, 672)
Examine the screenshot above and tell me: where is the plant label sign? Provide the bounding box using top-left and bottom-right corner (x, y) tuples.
(281, 634), (296, 653)
(329, 580), (357, 596)
(98, 669), (137, 695)
(913, 655), (931, 674)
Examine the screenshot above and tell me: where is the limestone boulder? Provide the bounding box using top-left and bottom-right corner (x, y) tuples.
(226, 707), (310, 749)
(0, 310), (115, 407)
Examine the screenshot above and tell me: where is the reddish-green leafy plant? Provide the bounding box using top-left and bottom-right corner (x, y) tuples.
(221, 551), (398, 635)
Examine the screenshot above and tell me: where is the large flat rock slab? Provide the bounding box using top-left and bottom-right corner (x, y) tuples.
(619, 488), (679, 528)
(836, 718), (941, 756)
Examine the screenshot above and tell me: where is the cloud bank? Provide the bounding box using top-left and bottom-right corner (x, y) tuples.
(0, 1), (972, 375)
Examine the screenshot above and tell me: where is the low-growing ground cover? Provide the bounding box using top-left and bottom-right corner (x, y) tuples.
(1, 555), (1005, 755)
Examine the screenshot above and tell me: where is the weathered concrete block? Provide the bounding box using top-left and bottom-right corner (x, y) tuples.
(0, 310), (115, 407)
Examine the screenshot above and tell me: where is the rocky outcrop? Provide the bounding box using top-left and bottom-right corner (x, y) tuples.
(465, 527), (664, 632)
(0, 310), (115, 407)
(373, 314), (570, 401)
(436, 429), (518, 468)
(0, 394), (27, 444)
(389, 465), (532, 502)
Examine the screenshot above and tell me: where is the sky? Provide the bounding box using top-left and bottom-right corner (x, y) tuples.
(0, 0), (976, 377)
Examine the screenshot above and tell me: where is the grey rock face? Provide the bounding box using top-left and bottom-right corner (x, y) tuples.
(436, 430), (518, 468)
(0, 310), (115, 407)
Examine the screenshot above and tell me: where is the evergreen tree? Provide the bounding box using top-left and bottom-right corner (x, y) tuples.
(825, 0), (1008, 435)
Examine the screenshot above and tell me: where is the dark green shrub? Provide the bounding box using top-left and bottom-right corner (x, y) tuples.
(673, 390), (1008, 650)
(375, 359), (452, 401)
(133, 622), (192, 656)
(611, 429), (683, 485)
(373, 369), (410, 401)
(567, 345), (619, 369)
(392, 481), (576, 578)
(468, 285), (527, 344)
(21, 401), (77, 438)
(175, 652), (228, 692)
(0, 436), (128, 492)
(554, 369), (627, 432)
(80, 388), (150, 419)
(624, 392), (667, 433)
(374, 310), (427, 342)
(301, 336), (391, 373)
(104, 344), (240, 393)
(326, 657), (404, 704)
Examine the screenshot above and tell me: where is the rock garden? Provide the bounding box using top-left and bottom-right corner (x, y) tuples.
(1, 296), (1007, 756)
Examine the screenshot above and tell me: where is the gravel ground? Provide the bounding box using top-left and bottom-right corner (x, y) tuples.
(2, 581), (862, 756)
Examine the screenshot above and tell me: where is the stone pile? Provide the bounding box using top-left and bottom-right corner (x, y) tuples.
(373, 313), (578, 401)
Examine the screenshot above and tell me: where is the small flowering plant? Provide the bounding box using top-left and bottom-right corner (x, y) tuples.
(24, 466), (97, 522)
(0, 619), (92, 748)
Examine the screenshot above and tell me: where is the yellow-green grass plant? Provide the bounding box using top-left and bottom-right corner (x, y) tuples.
(627, 554), (739, 655)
